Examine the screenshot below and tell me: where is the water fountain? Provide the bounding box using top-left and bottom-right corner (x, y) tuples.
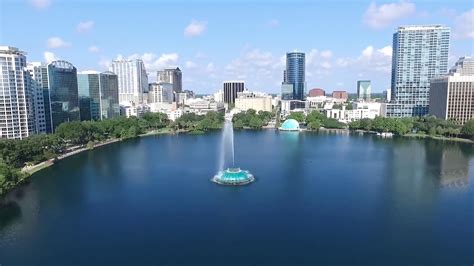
(212, 114), (255, 185)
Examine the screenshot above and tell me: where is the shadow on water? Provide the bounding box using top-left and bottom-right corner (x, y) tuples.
(0, 201), (22, 230)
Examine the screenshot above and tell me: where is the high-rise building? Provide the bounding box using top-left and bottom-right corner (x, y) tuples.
(148, 82), (174, 104)
(157, 67), (182, 93)
(223, 81), (245, 104)
(387, 25), (450, 117)
(357, 80), (371, 101)
(110, 59), (148, 104)
(26, 62), (48, 134)
(282, 52), (305, 100)
(429, 57), (474, 125)
(0, 46), (35, 139)
(47, 60), (80, 131)
(77, 71), (120, 121)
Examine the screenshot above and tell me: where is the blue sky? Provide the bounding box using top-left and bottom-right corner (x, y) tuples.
(1, 0), (473, 93)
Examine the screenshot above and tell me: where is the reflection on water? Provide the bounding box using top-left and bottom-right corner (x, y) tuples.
(424, 140), (471, 188)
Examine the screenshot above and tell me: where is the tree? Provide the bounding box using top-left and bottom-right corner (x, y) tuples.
(249, 116), (263, 129)
(287, 112), (305, 122)
(461, 120), (474, 139)
(307, 120), (321, 130)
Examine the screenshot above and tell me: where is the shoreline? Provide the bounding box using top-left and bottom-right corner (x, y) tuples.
(2, 125), (472, 200)
(15, 126), (474, 177)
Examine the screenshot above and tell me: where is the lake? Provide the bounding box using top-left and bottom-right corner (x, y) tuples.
(1, 130), (473, 265)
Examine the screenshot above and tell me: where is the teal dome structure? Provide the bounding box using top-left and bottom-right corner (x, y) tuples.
(279, 119), (300, 131)
(212, 168), (255, 185)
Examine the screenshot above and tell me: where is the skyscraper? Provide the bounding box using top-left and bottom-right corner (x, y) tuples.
(282, 52), (305, 100)
(357, 80), (371, 101)
(77, 71), (120, 121)
(110, 59), (148, 104)
(47, 60), (80, 131)
(0, 46), (35, 139)
(157, 67), (182, 93)
(223, 81), (245, 104)
(429, 57), (474, 125)
(387, 25), (450, 117)
(26, 62), (48, 134)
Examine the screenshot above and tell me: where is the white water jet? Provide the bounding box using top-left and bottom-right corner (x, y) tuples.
(218, 115), (235, 171)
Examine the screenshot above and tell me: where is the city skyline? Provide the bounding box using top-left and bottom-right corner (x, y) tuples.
(1, 0), (472, 94)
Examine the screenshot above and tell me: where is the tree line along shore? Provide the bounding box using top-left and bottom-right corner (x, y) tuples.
(1, 110), (473, 198)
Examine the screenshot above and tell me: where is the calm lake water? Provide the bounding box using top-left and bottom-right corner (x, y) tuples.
(1, 130), (473, 265)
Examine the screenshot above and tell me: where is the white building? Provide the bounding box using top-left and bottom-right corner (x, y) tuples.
(110, 59), (148, 105)
(120, 103), (150, 118)
(213, 89), (224, 103)
(326, 102), (381, 123)
(429, 57), (474, 125)
(166, 109), (183, 121)
(0, 46), (36, 139)
(235, 91), (272, 112)
(25, 62), (48, 134)
(187, 99), (225, 115)
(148, 82), (174, 104)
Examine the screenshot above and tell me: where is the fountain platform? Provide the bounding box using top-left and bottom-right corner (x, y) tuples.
(212, 168), (255, 185)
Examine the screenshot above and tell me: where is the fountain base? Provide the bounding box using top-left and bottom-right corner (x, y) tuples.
(212, 168), (255, 186)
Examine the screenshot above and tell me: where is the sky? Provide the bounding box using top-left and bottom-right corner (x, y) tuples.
(0, 0), (473, 94)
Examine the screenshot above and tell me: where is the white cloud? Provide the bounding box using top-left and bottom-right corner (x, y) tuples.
(30, 0), (51, 9)
(206, 62), (215, 72)
(77, 20), (95, 33)
(377, 46), (393, 57)
(358, 45), (393, 73)
(363, 1), (416, 29)
(185, 61), (197, 69)
(88, 45), (99, 53)
(266, 19), (279, 28)
(361, 46), (374, 57)
(320, 50), (333, 59)
(44, 51), (57, 63)
(453, 9), (474, 40)
(47, 37), (70, 49)
(184, 20), (207, 37)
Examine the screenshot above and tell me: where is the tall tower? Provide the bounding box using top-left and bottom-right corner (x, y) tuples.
(157, 67), (182, 93)
(26, 62), (48, 134)
(387, 25), (450, 117)
(47, 60), (80, 131)
(77, 71), (120, 121)
(110, 59), (148, 104)
(283, 52), (306, 100)
(0, 46), (35, 139)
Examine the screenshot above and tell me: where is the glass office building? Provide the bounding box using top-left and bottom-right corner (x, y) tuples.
(387, 25), (450, 117)
(47, 60), (80, 131)
(78, 71), (120, 121)
(283, 52), (306, 101)
(357, 80), (371, 101)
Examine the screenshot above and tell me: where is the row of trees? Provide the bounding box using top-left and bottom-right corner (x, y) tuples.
(349, 116), (474, 139)
(171, 111), (224, 133)
(232, 110), (274, 129)
(286, 111), (346, 130)
(0, 112), (227, 197)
